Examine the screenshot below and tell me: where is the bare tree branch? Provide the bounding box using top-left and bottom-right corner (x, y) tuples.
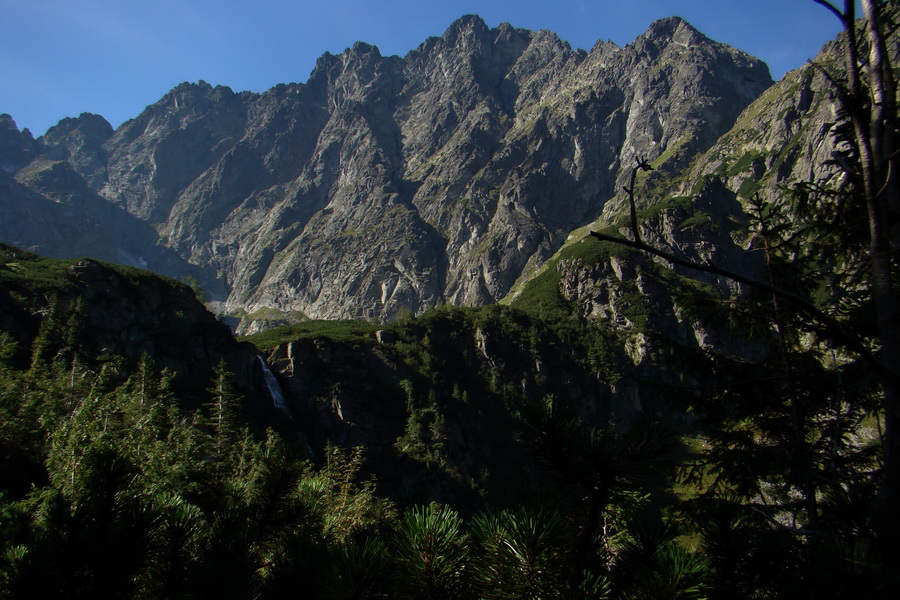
(811, 0), (852, 25)
(624, 156), (654, 244)
(748, 505), (821, 536)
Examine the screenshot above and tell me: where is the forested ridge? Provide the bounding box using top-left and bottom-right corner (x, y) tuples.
(3, 1), (900, 598)
(0, 199), (893, 598)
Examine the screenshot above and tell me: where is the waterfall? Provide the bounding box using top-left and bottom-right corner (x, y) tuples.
(256, 356), (288, 413)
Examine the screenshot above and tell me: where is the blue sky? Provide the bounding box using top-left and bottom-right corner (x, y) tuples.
(2, 0), (844, 137)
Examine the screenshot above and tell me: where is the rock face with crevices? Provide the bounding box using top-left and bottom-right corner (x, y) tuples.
(0, 15), (774, 330)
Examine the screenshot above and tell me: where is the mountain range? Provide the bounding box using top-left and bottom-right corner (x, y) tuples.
(0, 14), (840, 335)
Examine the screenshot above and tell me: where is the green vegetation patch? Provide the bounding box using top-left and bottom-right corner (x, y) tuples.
(649, 135), (690, 171)
(737, 177), (763, 199)
(726, 150), (763, 177)
(507, 263), (572, 319)
(0, 255), (77, 293)
(559, 232), (635, 264)
(239, 319), (379, 348)
(0, 243), (187, 294)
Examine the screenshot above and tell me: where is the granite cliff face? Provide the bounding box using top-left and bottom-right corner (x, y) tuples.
(0, 15), (774, 331)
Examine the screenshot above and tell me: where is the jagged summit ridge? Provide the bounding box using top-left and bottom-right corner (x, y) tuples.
(0, 14), (773, 330)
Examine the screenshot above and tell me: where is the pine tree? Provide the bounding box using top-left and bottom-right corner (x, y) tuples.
(202, 360), (244, 482)
(392, 504), (469, 600)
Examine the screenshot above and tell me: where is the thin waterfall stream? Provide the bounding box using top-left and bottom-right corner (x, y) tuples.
(256, 356), (288, 413)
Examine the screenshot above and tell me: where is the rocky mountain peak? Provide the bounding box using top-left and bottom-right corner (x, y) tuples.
(337, 41), (391, 87)
(41, 112), (113, 145)
(443, 14), (491, 43)
(39, 113), (113, 188)
(159, 80), (238, 119)
(349, 41), (381, 58)
(99, 77), (251, 223)
(0, 114), (39, 174)
(310, 51), (342, 76)
(643, 16), (698, 42)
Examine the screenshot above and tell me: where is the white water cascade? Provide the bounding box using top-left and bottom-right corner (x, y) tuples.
(256, 356), (289, 413)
